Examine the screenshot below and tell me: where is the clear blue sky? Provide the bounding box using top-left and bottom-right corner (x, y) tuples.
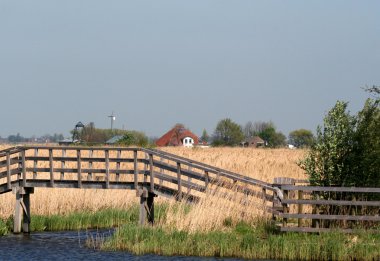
(0, 1), (379, 138)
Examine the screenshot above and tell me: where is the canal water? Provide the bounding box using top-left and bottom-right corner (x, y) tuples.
(0, 230), (249, 261)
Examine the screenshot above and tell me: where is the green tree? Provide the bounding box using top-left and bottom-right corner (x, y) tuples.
(254, 122), (286, 148)
(288, 129), (315, 148)
(299, 98), (379, 187)
(116, 131), (149, 147)
(212, 118), (244, 146)
(200, 129), (209, 143)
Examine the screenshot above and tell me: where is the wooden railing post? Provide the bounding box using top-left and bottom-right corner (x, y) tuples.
(49, 149), (54, 187)
(116, 150), (121, 182)
(33, 148), (38, 179)
(61, 149), (66, 180)
(149, 154), (154, 192)
(298, 189), (304, 227)
(177, 162), (182, 200)
(312, 192), (320, 229)
(88, 149), (93, 181)
(134, 150), (138, 191)
(204, 170), (209, 190)
(77, 150), (82, 188)
(21, 150), (26, 187)
(144, 153), (148, 184)
(282, 189), (289, 228)
(6, 152), (11, 190)
(105, 149), (109, 189)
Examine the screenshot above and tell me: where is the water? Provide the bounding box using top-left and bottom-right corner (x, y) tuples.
(0, 230), (247, 261)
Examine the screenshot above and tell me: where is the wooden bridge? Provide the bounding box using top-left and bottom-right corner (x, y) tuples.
(0, 146), (379, 234)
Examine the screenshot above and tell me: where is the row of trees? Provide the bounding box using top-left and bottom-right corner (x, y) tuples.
(209, 119), (314, 148)
(1, 133), (64, 143)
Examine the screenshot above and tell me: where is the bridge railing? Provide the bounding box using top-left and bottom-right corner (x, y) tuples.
(1, 146), (279, 208)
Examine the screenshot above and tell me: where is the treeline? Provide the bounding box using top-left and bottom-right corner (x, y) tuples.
(0, 133), (64, 143)
(208, 119), (314, 148)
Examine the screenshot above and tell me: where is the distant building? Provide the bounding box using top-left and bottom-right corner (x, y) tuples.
(156, 125), (199, 147)
(106, 135), (124, 145)
(241, 136), (265, 148)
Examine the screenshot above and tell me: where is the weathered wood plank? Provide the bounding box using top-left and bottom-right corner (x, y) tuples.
(152, 160), (205, 182)
(149, 154), (154, 192)
(280, 185), (380, 193)
(6, 152), (11, 189)
(154, 172), (206, 192)
(280, 226), (380, 233)
(177, 162), (182, 200)
(105, 150), (109, 189)
(33, 148), (38, 179)
(77, 150), (82, 188)
(134, 150), (138, 191)
(279, 213), (380, 221)
(49, 149), (54, 187)
(282, 199), (380, 207)
(22, 150), (26, 187)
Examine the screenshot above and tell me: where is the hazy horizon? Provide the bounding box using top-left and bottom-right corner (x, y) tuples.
(1, 1), (379, 138)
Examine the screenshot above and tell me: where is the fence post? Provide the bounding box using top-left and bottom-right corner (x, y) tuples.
(33, 148), (38, 179)
(105, 149), (109, 189)
(61, 149), (66, 180)
(49, 149), (54, 187)
(204, 170), (209, 190)
(139, 188), (155, 226)
(77, 150), (82, 188)
(6, 152), (11, 190)
(88, 149), (93, 181)
(298, 190), (304, 227)
(312, 192), (320, 229)
(22, 150), (26, 187)
(273, 177), (295, 229)
(134, 150), (138, 192)
(177, 162), (182, 200)
(116, 150), (121, 182)
(149, 154), (154, 192)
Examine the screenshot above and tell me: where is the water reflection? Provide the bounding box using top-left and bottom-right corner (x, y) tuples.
(0, 230), (245, 261)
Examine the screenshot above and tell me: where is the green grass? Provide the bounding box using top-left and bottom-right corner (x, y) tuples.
(1, 203), (379, 260)
(0, 219), (9, 236)
(101, 219), (380, 260)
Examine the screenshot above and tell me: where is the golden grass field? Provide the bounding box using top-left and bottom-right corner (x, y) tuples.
(0, 145), (307, 231)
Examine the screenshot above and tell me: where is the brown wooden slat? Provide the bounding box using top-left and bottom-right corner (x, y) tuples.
(0, 168), (21, 179)
(0, 157), (21, 167)
(279, 213), (380, 221)
(25, 167), (138, 174)
(153, 160), (205, 182)
(280, 185), (380, 193)
(282, 199), (380, 207)
(154, 172), (206, 192)
(280, 226), (380, 233)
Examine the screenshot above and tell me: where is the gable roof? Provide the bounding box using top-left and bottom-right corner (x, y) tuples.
(106, 135), (124, 144)
(156, 125), (199, 146)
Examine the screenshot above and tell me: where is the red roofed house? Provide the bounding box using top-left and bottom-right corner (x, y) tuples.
(156, 124), (199, 147)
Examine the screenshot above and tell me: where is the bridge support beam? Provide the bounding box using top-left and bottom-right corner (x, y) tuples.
(13, 187), (34, 234)
(139, 188), (156, 226)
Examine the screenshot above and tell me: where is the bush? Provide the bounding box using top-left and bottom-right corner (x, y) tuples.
(299, 98), (379, 187)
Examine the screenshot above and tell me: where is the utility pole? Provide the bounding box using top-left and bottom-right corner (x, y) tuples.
(108, 112), (116, 131)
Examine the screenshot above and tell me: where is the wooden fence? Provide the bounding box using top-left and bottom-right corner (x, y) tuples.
(273, 178), (380, 233)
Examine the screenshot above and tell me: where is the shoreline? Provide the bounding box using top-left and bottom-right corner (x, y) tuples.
(1, 206), (379, 260)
